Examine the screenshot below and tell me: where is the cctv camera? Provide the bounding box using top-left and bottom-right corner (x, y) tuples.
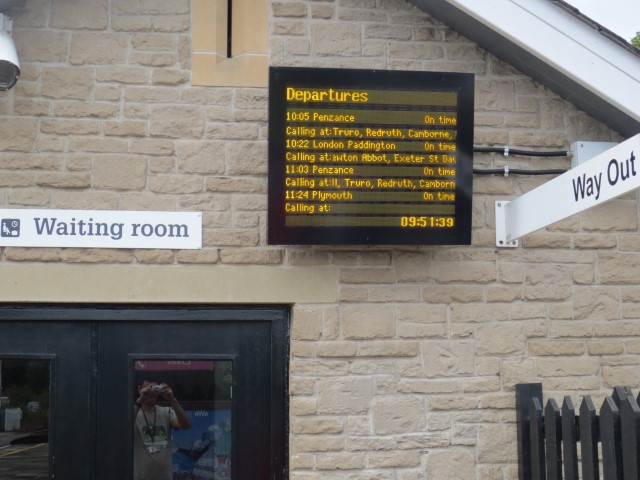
(0, 29), (19, 91)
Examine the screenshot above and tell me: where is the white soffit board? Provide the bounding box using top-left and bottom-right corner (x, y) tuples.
(447, 0), (640, 124)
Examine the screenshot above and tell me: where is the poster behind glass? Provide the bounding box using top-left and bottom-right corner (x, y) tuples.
(133, 359), (232, 480)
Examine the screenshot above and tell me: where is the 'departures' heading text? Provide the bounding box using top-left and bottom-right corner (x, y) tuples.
(287, 87), (369, 103)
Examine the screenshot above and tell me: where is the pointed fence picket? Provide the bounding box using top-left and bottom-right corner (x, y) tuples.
(516, 384), (640, 480)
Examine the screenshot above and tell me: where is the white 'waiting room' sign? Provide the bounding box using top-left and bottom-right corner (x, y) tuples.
(0, 209), (202, 249)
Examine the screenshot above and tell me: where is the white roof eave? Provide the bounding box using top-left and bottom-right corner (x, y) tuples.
(447, 0), (640, 124)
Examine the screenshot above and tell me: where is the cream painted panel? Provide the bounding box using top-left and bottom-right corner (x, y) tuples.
(232, 0), (269, 54)
(191, 0), (228, 55)
(0, 264), (339, 304)
(192, 0), (268, 87)
(192, 53), (268, 87)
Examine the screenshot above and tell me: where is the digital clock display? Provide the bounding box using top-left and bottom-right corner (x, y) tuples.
(268, 67), (474, 245)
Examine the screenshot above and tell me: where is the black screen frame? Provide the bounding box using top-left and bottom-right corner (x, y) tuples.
(268, 66), (474, 245)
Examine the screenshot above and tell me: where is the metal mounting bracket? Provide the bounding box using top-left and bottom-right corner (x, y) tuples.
(495, 201), (518, 248)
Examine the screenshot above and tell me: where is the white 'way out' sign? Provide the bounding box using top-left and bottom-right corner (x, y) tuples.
(496, 134), (640, 246)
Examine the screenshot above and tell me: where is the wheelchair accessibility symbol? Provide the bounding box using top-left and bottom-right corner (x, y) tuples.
(1, 219), (20, 237)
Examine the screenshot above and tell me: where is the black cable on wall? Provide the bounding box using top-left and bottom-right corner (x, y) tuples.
(472, 145), (571, 176)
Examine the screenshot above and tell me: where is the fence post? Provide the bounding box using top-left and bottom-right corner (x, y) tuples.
(517, 383), (543, 480)
(561, 396), (579, 480)
(600, 396), (623, 480)
(531, 397), (546, 480)
(545, 399), (562, 480)
(580, 396), (600, 480)
(620, 393), (640, 479)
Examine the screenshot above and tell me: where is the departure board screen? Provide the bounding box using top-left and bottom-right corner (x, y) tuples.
(268, 67), (474, 245)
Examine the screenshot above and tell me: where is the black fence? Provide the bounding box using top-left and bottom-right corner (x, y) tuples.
(516, 383), (640, 480)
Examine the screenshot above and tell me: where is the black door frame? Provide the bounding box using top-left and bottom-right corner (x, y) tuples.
(0, 303), (290, 480)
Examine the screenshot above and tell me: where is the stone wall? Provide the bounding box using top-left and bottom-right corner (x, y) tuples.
(0, 0), (636, 478)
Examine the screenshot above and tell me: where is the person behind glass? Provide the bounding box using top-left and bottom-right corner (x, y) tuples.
(134, 380), (191, 480)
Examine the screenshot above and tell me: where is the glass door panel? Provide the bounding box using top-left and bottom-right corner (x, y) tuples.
(132, 359), (233, 480)
(0, 359), (50, 480)
(0, 319), (93, 480)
